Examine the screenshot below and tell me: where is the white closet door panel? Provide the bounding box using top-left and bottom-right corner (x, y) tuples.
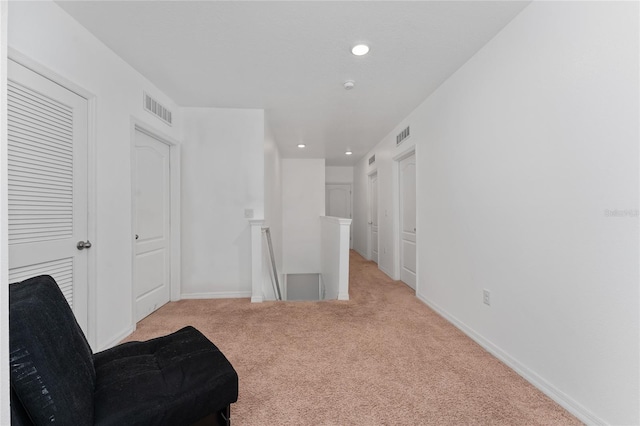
(399, 155), (417, 290)
(134, 128), (171, 322)
(8, 73), (74, 246)
(7, 59), (89, 333)
(9, 258), (74, 307)
(9, 133), (73, 158)
(8, 81), (74, 116)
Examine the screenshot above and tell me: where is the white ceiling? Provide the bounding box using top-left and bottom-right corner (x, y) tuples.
(56, 1), (530, 166)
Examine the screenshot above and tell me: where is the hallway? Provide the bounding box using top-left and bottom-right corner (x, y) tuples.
(124, 250), (578, 425)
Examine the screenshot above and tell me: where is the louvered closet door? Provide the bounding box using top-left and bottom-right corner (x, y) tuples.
(7, 60), (89, 334)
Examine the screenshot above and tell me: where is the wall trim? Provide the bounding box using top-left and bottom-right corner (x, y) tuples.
(392, 146), (416, 162)
(321, 215), (352, 225)
(378, 264), (394, 280)
(415, 292), (604, 426)
(354, 247), (368, 259)
(181, 291), (252, 300)
(9, 48), (93, 99)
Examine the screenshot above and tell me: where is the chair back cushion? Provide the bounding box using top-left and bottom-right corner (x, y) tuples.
(10, 275), (95, 425)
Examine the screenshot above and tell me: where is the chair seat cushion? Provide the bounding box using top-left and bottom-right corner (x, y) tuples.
(93, 326), (238, 426)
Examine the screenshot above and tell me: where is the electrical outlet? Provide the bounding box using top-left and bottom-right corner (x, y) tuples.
(244, 209), (254, 218)
(483, 289), (491, 306)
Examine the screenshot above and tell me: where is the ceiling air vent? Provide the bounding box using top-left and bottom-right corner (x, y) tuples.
(396, 125), (410, 145)
(369, 154), (376, 165)
(143, 92), (173, 126)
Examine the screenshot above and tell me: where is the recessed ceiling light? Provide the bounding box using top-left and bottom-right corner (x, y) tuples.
(297, 144), (306, 148)
(351, 44), (370, 56)
(345, 150), (353, 155)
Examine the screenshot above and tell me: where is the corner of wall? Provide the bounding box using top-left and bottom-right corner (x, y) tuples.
(0, 1), (10, 422)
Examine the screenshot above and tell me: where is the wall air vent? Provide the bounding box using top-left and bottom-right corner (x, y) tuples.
(143, 92), (173, 126)
(396, 125), (410, 145)
(369, 154), (376, 165)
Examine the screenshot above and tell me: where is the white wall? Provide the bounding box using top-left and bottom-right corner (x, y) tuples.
(320, 216), (351, 300)
(282, 159), (325, 273)
(352, 162), (369, 259)
(326, 166), (354, 249)
(180, 107), (264, 298)
(8, 0), (183, 350)
(354, 146), (400, 277)
(325, 166), (353, 184)
(263, 120), (283, 299)
(353, 2), (638, 424)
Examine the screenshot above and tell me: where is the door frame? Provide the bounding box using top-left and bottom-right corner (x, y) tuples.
(393, 146), (417, 288)
(367, 170), (378, 262)
(130, 119), (181, 327)
(8, 48), (98, 347)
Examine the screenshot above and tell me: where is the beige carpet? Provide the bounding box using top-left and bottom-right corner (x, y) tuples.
(125, 250), (581, 425)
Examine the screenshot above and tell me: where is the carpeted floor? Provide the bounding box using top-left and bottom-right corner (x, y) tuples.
(125, 250), (581, 425)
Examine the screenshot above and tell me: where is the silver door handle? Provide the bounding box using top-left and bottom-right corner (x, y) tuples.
(77, 240), (92, 250)
(368, 221), (373, 225)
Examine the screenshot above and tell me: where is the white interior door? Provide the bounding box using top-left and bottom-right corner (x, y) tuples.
(7, 59), (89, 333)
(369, 173), (378, 263)
(133, 128), (171, 322)
(399, 154), (417, 290)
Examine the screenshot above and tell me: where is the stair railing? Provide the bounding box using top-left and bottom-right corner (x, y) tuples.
(262, 227), (282, 300)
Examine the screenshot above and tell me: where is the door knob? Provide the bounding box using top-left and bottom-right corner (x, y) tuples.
(135, 234), (139, 240)
(368, 221), (373, 225)
(77, 240), (92, 250)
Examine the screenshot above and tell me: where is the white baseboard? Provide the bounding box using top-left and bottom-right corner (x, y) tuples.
(181, 291), (252, 300)
(97, 325), (135, 352)
(354, 248), (368, 259)
(415, 293), (604, 426)
(379, 264), (395, 280)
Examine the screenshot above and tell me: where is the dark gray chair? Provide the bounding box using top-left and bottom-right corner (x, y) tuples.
(9, 275), (238, 426)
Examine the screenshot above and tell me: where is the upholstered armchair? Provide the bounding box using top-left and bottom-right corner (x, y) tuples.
(9, 275), (238, 425)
